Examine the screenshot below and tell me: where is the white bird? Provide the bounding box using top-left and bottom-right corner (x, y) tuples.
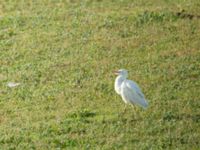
(114, 69), (148, 109)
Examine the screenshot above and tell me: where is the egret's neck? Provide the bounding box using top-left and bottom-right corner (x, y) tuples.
(115, 75), (126, 95)
(118, 75), (127, 80)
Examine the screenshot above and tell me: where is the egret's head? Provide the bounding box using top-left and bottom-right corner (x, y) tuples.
(114, 69), (128, 78)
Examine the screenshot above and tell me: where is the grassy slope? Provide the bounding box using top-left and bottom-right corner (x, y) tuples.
(0, 0), (200, 149)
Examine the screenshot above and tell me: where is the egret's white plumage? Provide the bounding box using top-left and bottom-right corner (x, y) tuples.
(114, 69), (148, 109)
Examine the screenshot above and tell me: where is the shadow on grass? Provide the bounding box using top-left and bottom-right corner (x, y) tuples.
(68, 109), (96, 118)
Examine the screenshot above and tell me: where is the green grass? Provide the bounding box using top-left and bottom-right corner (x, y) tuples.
(0, 0), (200, 149)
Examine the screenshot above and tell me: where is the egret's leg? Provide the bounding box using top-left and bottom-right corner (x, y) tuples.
(131, 105), (142, 120)
(131, 105), (137, 120)
(118, 105), (127, 119)
(123, 105), (128, 114)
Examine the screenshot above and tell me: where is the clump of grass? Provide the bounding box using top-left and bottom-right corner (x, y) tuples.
(68, 109), (96, 119)
(135, 11), (178, 26)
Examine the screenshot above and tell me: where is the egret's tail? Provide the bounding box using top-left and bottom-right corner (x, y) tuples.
(141, 98), (148, 109)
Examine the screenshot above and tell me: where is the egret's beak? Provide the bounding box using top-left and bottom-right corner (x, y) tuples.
(114, 70), (120, 75)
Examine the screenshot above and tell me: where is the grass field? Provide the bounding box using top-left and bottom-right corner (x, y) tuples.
(0, 0), (200, 149)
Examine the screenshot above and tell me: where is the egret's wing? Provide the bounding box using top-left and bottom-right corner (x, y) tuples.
(124, 80), (148, 108)
(126, 80), (145, 98)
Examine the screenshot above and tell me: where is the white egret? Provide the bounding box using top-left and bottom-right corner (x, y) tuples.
(114, 69), (148, 109)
